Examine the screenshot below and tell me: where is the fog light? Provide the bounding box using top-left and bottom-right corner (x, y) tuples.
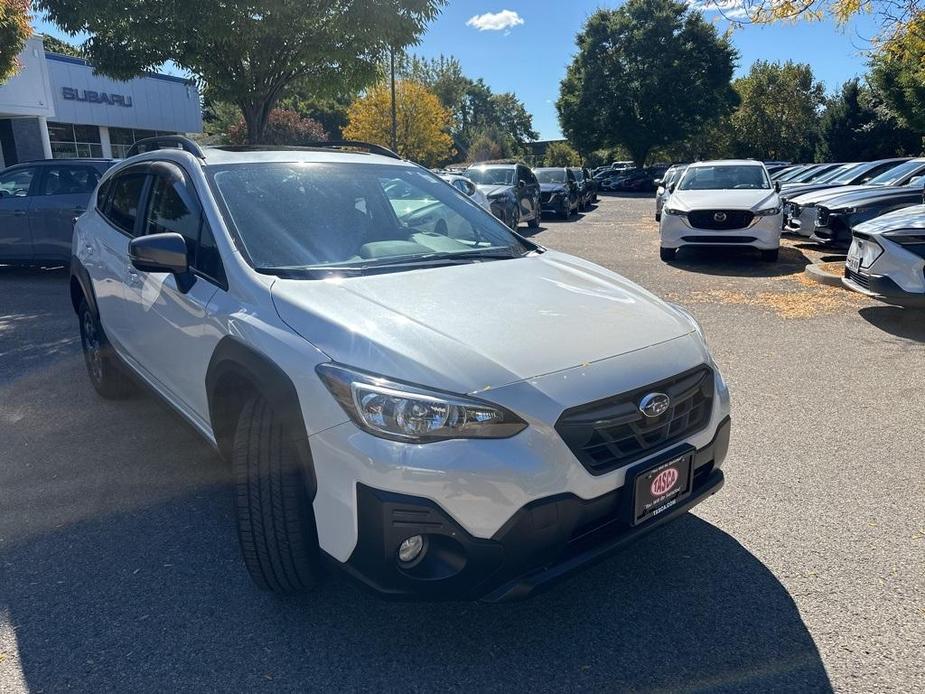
(398, 535), (425, 563)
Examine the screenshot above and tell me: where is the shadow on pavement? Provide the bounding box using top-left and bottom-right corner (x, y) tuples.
(669, 245), (810, 278)
(858, 305), (925, 343)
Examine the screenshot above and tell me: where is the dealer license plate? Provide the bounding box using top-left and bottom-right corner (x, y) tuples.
(632, 454), (693, 526)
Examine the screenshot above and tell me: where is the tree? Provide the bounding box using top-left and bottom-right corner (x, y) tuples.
(730, 61), (825, 161)
(544, 142), (581, 167)
(398, 56), (537, 158)
(557, 0), (738, 166)
(818, 79), (922, 160)
(344, 81), (453, 166)
(0, 0), (30, 83)
(39, 33), (84, 58)
(37, 0), (446, 143)
(869, 16), (925, 133)
(227, 109), (328, 145)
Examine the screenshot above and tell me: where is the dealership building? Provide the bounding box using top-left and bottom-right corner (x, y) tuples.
(0, 37), (202, 167)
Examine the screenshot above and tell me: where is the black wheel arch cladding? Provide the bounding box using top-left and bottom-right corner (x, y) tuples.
(206, 336), (317, 500)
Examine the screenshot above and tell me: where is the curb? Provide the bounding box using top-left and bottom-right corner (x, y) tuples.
(804, 263), (844, 288)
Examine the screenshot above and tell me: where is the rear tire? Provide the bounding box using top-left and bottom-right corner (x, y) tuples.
(78, 299), (133, 399)
(760, 248), (780, 262)
(660, 246), (677, 262)
(233, 395), (322, 594)
(560, 200), (570, 219)
(528, 209), (540, 228)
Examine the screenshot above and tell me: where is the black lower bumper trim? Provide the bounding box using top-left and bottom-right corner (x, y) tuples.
(843, 272), (925, 307)
(339, 417), (731, 602)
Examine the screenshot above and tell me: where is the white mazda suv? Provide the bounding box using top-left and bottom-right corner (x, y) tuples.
(659, 160), (783, 262)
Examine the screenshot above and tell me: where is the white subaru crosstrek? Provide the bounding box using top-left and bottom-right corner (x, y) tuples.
(70, 137), (732, 601)
(843, 203), (925, 307)
(659, 160), (783, 262)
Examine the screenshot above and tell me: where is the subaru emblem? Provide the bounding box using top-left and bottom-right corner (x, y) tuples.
(713, 212), (727, 222)
(639, 392), (670, 418)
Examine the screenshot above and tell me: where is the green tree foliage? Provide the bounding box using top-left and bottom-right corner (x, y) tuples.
(544, 141), (581, 167)
(0, 0), (30, 83)
(399, 55), (537, 159)
(39, 33), (84, 58)
(817, 79), (922, 160)
(730, 61), (825, 161)
(557, 0), (738, 166)
(36, 0), (445, 143)
(869, 21), (925, 133)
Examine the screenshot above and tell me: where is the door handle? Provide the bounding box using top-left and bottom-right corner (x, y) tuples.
(13, 209), (26, 216)
(84, 243), (94, 256)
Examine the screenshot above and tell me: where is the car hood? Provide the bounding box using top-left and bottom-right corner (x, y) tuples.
(475, 184), (513, 198)
(539, 182), (568, 193)
(271, 251), (693, 395)
(789, 185), (876, 206)
(668, 189), (778, 211)
(780, 182), (845, 199)
(818, 185), (923, 210)
(854, 204), (925, 235)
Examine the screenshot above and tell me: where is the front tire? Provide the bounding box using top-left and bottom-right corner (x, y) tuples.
(528, 208), (540, 228)
(660, 246), (677, 262)
(78, 299), (133, 399)
(233, 395), (322, 593)
(760, 248), (780, 262)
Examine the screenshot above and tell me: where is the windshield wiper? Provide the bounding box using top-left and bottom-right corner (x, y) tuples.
(256, 248), (527, 279)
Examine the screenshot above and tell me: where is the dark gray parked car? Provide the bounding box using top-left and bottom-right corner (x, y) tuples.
(0, 159), (113, 265)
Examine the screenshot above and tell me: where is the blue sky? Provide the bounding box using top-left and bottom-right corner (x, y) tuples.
(35, 2), (881, 140)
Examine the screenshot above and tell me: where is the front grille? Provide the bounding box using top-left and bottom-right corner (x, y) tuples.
(682, 235), (756, 244)
(540, 192), (553, 204)
(555, 366), (714, 476)
(845, 267), (871, 290)
(687, 209), (754, 230)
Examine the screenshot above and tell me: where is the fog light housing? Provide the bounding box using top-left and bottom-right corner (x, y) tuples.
(398, 535), (426, 564)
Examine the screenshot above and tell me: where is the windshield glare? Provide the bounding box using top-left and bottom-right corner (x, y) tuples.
(465, 167), (515, 186)
(867, 160), (923, 185)
(535, 169), (567, 184)
(209, 163), (531, 275)
(813, 164), (854, 183)
(677, 165), (770, 191)
(829, 163), (871, 184)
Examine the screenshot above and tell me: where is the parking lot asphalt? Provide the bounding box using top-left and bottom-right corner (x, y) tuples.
(1, 195), (923, 693)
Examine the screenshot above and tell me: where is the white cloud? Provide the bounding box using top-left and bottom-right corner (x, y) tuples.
(466, 10), (525, 32)
(687, 0), (750, 20)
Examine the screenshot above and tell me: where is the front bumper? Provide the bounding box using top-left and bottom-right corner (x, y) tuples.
(660, 212), (782, 250)
(338, 417), (730, 602)
(843, 268), (925, 307)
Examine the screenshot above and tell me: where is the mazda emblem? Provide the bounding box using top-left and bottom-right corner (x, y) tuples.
(639, 393), (670, 418)
(713, 212), (727, 222)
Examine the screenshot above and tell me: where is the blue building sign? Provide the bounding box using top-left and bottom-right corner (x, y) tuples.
(61, 87), (134, 107)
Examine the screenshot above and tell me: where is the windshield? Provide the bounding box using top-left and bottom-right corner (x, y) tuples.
(775, 166), (808, 182)
(812, 164), (854, 183)
(209, 163), (533, 276)
(535, 169), (567, 184)
(677, 165), (770, 191)
(466, 167), (515, 186)
(867, 160), (925, 186)
(824, 163), (870, 184)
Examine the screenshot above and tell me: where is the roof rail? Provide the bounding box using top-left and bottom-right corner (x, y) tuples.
(126, 136), (206, 159)
(210, 140), (401, 160)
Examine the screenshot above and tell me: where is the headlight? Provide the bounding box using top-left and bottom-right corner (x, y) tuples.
(842, 206), (870, 215)
(754, 206), (782, 216)
(663, 207), (686, 216)
(316, 363), (527, 442)
(668, 302), (706, 343)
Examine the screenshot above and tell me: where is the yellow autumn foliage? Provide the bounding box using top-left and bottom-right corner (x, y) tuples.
(344, 80), (454, 167)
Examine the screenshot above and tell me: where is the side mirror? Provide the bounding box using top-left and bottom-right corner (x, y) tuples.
(654, 179), (663, 186)
(129, 232), (189, 274)
(518, 180), (525, 189)
(667, 183), (676, 194)
(774, 181), (781, 193)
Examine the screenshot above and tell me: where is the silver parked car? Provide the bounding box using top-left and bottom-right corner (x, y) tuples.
(0, 159), (113, 265)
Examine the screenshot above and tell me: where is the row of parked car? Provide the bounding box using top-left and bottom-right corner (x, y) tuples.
(435, 161), (600, 229)
(652, 157), (925, 307)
